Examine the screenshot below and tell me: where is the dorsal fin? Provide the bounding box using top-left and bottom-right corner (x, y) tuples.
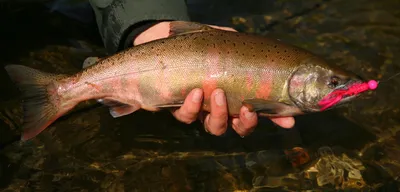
(168, 21), (215, 37)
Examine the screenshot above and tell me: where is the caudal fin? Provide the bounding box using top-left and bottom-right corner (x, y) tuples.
(5, 65), (67, 141)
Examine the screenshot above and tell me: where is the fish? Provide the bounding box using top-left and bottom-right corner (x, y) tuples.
(4, 21), (369, 141)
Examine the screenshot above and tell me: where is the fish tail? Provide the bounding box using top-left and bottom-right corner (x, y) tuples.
(4, 65), (68, 141)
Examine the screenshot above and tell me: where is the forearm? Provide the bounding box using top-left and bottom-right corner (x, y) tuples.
(89, 0), (190, 54)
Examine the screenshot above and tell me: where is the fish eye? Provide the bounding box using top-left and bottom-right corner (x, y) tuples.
(328, 76), (341, 88)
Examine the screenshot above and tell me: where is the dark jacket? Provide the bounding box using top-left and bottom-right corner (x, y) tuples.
(89, 0), (190, 54)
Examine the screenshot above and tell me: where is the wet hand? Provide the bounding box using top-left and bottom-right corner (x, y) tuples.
(133, 21), (295, 136)
(172, 89), (295, 137)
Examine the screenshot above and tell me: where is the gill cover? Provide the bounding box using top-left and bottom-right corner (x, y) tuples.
(288, 58), (335, 112)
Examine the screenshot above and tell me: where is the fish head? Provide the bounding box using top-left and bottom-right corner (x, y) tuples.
(288, 57), (363, 112)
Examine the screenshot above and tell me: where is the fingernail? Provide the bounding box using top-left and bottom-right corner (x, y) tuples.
(214, 90), (226, 106)
(245, 110), (256, 120)
(192, 89), (202, 103)
(243, 107), (255, 120)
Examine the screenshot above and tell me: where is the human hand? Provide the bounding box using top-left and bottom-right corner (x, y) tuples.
(133, 21), (295, 136)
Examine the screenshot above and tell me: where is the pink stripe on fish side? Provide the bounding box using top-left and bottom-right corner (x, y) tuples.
(202, 78), (217, 100)
(203, 46), (223, 99)
(255, 72), (273, 99)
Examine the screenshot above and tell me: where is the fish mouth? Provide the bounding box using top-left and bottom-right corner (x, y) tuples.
(337, 94), (359, 105)
(336, 80), (363, 103)
(318, 79), (363, 110)
(326, 91), (359, 110)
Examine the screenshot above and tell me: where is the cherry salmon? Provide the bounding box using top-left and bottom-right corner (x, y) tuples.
(4, 21), (374, 141)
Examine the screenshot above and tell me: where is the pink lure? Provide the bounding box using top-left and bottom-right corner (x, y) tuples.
(318, 80), (378, 111)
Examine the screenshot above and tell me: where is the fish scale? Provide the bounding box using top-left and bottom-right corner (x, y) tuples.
(4, 21), (369, 141)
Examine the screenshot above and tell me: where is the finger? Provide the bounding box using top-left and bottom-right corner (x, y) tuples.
(133, 22), (170, 45)
(231, 106), (258, 136)
(172, 88), (203, 124)
(270, 117), (295, 128)
(204, 89), (228, 135)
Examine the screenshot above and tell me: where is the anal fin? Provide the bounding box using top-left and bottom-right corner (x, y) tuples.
(98, 98), (140, 118)
(109, 105), (139, 118)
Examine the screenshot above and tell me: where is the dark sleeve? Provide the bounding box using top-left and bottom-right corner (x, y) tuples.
(89, 0), (190, 54)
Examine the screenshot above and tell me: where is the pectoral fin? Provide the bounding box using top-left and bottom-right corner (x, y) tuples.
(154, 101), (184, 108)
(243, 99), (303, 116)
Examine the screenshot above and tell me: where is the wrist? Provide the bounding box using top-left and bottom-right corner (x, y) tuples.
(121, 20), (170, 50)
